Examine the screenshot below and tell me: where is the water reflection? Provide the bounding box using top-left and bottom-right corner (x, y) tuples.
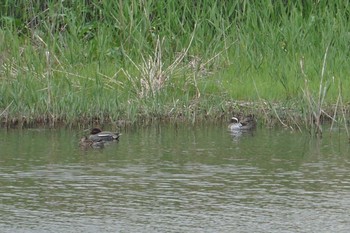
(0, 126), (350, 232)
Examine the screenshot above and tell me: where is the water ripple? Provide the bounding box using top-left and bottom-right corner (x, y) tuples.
(0, 126), (350, 232)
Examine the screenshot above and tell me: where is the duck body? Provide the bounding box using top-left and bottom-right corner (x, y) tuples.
(239, 114), (256, 130)
(88, 128), (121, 142)
(79, 136), (105, 149)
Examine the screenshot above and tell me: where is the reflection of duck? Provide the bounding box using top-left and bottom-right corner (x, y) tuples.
(228, 115), (256, 131)
(79, 136), (105, 149)
(88, 128), (121, 142)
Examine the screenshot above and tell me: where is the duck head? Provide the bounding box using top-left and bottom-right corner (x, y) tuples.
(230, 117), (240, 123)
(90, 128), (102, 135)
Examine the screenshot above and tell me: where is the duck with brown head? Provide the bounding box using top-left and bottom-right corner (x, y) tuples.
(79, 136), (105, 149)
(239, 114), (256, 130)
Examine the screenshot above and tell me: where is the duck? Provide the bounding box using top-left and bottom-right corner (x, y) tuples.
(228, 117), (242, 131)
(79, 136), (105, 149)
(88, 128), (121, 142)
(228, 114), (256, 131)
(239, 114), (256, 130)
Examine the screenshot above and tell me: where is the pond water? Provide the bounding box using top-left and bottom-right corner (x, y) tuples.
(1, 124), (350, 233)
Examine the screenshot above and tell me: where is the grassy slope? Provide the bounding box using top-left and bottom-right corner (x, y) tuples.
(0, 1), (349, 128)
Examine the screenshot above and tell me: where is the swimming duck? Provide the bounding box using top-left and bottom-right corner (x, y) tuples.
(228, 117), (242, 131)
(228, 115), (256, 131)
(79, 136), (105, 149)
(239, 114), (256, 130)
(88, 128), (121, 142)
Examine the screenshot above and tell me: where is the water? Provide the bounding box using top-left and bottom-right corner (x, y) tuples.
(1, 125), (350, 232)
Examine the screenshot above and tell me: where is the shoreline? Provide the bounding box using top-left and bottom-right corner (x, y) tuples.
(1, 100), (347, 134)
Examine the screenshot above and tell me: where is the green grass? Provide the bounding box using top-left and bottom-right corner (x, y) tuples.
(0, 0), (350, 130)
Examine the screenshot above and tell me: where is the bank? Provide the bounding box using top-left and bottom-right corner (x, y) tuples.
(0, 1), (349, 135)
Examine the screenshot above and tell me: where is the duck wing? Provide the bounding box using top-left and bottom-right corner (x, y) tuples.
(89, 131), (120, 141)
(88, 134), (107, 142)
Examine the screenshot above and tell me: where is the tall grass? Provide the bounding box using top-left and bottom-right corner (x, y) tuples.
(0, 0), (350, 130)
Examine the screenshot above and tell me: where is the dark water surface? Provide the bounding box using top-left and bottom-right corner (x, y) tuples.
(1, 125), (350, 233)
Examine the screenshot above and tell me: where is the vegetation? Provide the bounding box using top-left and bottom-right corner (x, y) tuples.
(0, 0), (349, 135)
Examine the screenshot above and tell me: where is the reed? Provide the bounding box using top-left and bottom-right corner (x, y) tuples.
(301, 45), (330, 137)
(0, 1), (350, 130)
(331, 82), (350, 141)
